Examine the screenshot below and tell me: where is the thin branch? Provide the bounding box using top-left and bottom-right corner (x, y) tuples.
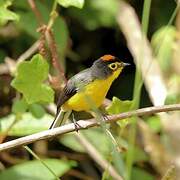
(28, 0), (44, 25)
(117, 0), (167, 106)
(47, 1), (58, 30)
(75, 133), (123, 180)
(17, 40), (40, 64)
(45, 28), (67, 83)
(28, 0), (67, 83)
(0, 104), (180, 152)
(47, 103), (123, 179)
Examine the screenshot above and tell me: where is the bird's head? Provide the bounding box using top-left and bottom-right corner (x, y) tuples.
(91, 54), (130, 79)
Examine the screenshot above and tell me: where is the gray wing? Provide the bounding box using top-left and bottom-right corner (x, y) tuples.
(56, 68), (93, 111)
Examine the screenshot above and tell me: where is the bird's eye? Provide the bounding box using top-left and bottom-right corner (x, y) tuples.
(109, 63), (118, 70)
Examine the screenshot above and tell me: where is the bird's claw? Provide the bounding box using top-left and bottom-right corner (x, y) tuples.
(74, 122), (82, 132)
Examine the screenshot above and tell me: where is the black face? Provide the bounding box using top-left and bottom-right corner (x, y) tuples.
(90, 58), (124, 79)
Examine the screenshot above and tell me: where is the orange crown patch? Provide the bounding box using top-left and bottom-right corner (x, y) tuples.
(101, 55), (115, 61)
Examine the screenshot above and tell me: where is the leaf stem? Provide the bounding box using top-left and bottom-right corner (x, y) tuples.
(24, 146), (60, 180)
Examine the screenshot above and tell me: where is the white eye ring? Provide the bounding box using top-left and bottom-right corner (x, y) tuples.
(109, 63), (118, 70)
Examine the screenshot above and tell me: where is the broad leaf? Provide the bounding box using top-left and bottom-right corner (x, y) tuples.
(12, 98), (28, 114)
(60, 128), (111, 155)
(67, 0), (118, 30)
(151, 26), (176, 72)
(0, 113), (53, 136)
(0, 0), (19, 26)
(146, 116), (162, 133)
(53, 17), (69, 58)
(0, 159), (75, 180)
(11, 54), (54, 104)
(29, 104), (46, 118)
(57, 0), (84, 8)
(60, 133), (85, 152)
(131, 167), (154, 180)
(106, 97), (132, 115)
(106, 97), (132, 127)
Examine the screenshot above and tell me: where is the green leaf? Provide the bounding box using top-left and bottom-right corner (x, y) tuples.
(146, 116), (162, 133)
(131, 167), (154, 180)
(53, 16), (69, 57)
(67, 0), (118, 30)
(151, 26), (176, 71)
(106, 97), (132, 127)
(12, 98), (28, 114)
(83, 128), (110, 155)
(16, 1), (68, 57)
(106, 97), (132, 115)
(124, 147), (148, 163)
(165, 94), (178, 105)
(57, 0), (84, 8)
(11, 54), (54, 104)
(0, 0), (19, 26)
(29, 104), (46, 118)
(15, 1), (49, 38)
(60, 133), (85, 152)
(165, 75), (180, 105)
(0, 159), (74, 180)
(0, 113), (53, 136)
(60, 128), (111, 155)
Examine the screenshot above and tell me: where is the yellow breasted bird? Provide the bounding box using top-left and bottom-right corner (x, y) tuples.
(50, 55), (129, 129)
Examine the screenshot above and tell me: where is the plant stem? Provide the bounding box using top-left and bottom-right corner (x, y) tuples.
(24, 146), (60, 180)
(126, 1), (152, 179)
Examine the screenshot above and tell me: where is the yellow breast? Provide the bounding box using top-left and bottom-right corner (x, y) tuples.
(62, 69), (122, 111)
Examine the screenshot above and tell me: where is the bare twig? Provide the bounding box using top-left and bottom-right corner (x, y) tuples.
(28, 0), (44, 25)
(17, 40), (40, 64)
(0, 104), (179, 152)
(0, 41), (40, 75)
(45, 29), (67, 83)
(28, 0), (67, 83)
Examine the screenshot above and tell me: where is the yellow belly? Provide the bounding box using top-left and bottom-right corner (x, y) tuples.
(62, 69), (122, 111)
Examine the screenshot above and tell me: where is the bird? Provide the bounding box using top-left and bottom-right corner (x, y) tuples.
(49, 55), (129, 129)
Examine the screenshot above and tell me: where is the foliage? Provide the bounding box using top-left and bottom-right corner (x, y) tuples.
(60, 128), (111, 155)
(57, 0), (84, 8)
(0, 0), (19, 26)
(0, 0), (179, 179)
(0, 159), (74, 180)
(0, 113), (53, 135)
(106, 96), (132, 127)
(151, 26), (176, 72)
(11, 54), (54, 104)
(67, 0), (118, 30)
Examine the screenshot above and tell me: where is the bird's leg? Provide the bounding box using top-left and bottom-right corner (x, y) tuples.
(101, 113), (109, 121)
(71, 113), (81, 132)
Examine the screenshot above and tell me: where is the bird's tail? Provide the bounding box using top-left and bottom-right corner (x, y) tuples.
(49, 109), (72, 129)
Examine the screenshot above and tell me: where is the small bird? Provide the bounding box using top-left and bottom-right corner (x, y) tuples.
(50, 55), (129, 129)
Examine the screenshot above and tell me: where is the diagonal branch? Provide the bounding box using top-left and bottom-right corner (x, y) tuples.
(0, 104), (180, 152)
(117, 0), (167, 106)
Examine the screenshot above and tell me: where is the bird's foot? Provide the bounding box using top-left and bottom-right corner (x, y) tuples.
(71, 113), (81, 132)
(102, 113), (109, 121)
(74, 122), (82, 132)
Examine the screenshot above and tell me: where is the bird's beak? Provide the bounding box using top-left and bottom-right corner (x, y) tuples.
(122, 62), (131, 67)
